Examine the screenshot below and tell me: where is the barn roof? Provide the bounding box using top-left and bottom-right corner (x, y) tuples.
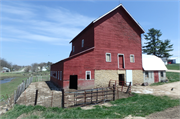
(93, 4), (145, 32)
(70, 4), (145, 43)
(142, 54), (167, 71)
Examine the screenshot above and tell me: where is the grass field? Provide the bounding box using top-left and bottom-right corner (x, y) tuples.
(0, 71), (50, 100)
(150, 72), (180, 86)
(0, 77), (27, 99)
(166, 64), (180, 70)
(1, 93), (180, 119)
(0, 71), (50, 80)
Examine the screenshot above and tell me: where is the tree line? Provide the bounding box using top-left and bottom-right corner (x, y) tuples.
(24, 62), (53, 72)
(0, 58), (52, 72)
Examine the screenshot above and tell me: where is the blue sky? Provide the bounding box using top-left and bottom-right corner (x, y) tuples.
(0, 0), (179, 66)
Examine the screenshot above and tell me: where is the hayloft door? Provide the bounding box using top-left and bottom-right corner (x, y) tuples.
(118, 54), (124, 69)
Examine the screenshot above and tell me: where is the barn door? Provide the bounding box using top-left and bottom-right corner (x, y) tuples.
(154, 71), (159, 83)
(69, 75), (78, 89)
(126, 70), (132, 85)
(118, 55), (124, 69)
(119, 74), (124, 85)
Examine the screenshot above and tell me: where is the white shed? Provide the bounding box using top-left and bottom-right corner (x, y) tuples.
(142, 54), (167, 84)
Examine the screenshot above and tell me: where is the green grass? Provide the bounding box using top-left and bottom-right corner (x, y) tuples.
(0, 77), (27, 99)
(0, 71), (50, 100)
(166, 64), (180, 70)
(1, 94), (180, 119)
(0, 71), (50, 80)
(150, 72), (180, 86)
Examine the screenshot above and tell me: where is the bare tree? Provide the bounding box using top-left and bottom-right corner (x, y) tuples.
(31, 63), (38, 72)
(47, 61), (53, 71)
(38, 62), (46, 71)
(24, 66), (31, 72)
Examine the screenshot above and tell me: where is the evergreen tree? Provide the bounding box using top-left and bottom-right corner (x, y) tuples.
(143, 28), (173, 59)
(142, 28), (162, 55)
(157, 39), (173, 59)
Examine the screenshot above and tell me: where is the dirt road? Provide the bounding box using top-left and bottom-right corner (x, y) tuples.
(166, 70), (180, 73)
(132, 81), (180, 99)
(16, 81), (62, 107)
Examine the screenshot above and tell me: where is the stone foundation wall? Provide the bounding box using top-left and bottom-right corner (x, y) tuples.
(132, 70), (144, 85)
(94, 70), (125, 87)
(95, 70), (144, 87)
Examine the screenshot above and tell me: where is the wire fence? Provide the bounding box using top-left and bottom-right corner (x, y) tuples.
(0, 75), (50, 115)
(14, 77), (33, 104)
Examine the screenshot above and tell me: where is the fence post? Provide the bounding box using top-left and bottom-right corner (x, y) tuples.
(126, 82), (131, 94)
(96, 88), (98, 103)
(14, 90), (16, 104)
(34, 90), (38, 106)
(84, 91), (86, 104)
(62, 89), (64, 108)
(113, 85), (115, 101)
(51, 91), (53, 107)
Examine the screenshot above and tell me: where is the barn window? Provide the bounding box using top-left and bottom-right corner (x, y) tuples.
(52, 71), (57, 78)
(73, 46), (75, 52)
(86, 71), (91, 80)
(160, 71), (164, 77)
(82, 39), (84, 47)
(60, 71), (62, 80)
(106, 53), (111, 62)
(145, 71), (149, 78)
(130, 54), (135, 63)
(150, 72), (152, 78)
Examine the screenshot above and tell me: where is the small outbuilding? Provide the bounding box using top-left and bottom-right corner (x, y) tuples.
(142, 54), (167, 84)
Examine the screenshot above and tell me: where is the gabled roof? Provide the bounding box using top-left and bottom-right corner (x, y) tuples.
(142, 54), (167, 71)
(93, 4), (145, 33)
(70, 4), (145, 43)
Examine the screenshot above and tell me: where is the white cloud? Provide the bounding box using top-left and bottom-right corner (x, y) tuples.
(1, 1), (95, 45)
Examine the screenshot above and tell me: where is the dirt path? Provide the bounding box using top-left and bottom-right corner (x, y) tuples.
(146, 106), (180, 119)
(167, 70), (180, 73)
(126, 82), (180, 119)
(132, 81), (180, 99)
(16, 81), (62, 107)
(124, 105), (180, 119)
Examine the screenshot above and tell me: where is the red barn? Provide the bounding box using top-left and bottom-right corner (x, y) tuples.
(51, 4), (145, 90)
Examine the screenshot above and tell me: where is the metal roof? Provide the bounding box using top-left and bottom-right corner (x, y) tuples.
(142, 54), (167, 71)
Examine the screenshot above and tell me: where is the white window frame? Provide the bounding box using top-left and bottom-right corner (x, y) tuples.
(82, 39), (84, 47)
(73, 46), (75, 52)
(105, 53), (111, 62)
(130, 54), (135, 63)
(60, 71), (62, 80)
(86, 71), (91, 80)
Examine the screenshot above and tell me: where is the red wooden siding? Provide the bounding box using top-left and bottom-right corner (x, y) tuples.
(50, 61), (64, 88)
(94, 7), (143, 70)
(63, 49), (95, 89)
(69, 24), (94, 56)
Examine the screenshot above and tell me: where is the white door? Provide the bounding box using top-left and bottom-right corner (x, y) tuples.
(126, 70), (132, 85)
